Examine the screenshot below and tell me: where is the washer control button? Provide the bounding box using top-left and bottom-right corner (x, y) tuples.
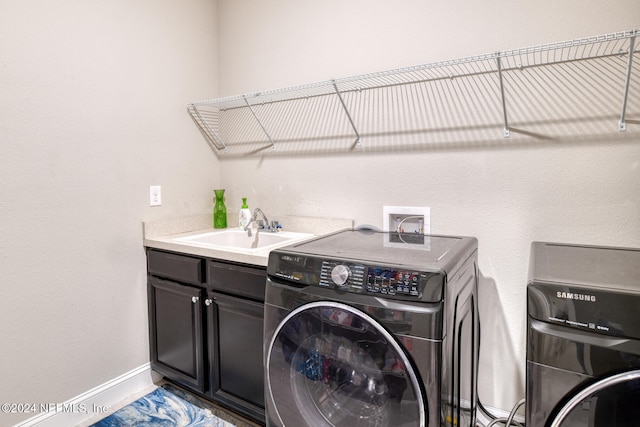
(331, 265), (351, 287)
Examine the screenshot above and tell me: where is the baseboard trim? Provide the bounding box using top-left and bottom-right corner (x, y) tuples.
(15, 363), (160, 427)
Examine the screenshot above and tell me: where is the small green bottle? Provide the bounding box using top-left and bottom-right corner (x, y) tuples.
(213, 189), (227, 228)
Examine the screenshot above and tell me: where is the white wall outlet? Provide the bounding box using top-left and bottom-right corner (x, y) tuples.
(149, 185), (162, 207)
(383, 206), (430, 233)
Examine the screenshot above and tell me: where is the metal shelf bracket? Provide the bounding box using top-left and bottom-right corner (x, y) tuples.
(188, 105), (227, 152)
(619, 30), (636, 132)
(332, 81), (362, 146)
(496, 55), (511, 138)
(244, 95), (276, 150)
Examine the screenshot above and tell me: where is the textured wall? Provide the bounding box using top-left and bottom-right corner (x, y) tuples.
(0, 1), (219, 424)
(2, 1), (637, 423)
(215, 0), (640, 413)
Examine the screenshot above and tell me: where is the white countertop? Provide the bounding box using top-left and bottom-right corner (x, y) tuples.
(143, 214), (354, 266)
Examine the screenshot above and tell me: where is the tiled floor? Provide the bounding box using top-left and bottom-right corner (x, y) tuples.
(79, 381), (262, 427)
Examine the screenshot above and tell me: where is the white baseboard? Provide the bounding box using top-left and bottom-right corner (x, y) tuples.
(15, 363), (161, 427)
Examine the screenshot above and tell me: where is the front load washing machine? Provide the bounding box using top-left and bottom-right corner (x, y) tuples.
(263, 229), (479, 427)
(526, 241), (640, 427)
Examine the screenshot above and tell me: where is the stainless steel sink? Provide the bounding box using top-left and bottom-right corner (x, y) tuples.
(174, 229), (314, 252)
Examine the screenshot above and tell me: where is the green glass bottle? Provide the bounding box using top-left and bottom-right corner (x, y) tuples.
(213, 189), (227, 229)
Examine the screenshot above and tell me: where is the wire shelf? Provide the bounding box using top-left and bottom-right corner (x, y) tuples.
(188, 29), (638, 155)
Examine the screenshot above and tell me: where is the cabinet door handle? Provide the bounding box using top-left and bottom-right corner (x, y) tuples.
(205, 298), (213, 306)
(191, 296), (199, 304)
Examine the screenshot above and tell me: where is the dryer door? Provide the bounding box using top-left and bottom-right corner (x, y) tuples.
(549, 370), (640, 427)
(265, 301), (425, 427)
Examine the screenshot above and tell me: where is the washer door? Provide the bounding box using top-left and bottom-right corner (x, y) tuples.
(549, 370), (640, 427)
(266, 301), (425, 427)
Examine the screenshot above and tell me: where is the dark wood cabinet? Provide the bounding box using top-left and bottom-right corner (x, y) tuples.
(148, 276), (206, 392)
(207, 291), (265, 421)
(146, 248), (266, 424)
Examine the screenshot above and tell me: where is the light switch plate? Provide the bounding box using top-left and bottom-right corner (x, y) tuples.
(149, 185), (162, 207)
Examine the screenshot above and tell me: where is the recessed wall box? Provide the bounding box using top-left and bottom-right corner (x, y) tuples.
(383, 206), (430, 234)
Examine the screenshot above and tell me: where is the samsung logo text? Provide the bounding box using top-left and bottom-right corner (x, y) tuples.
(556, 291), (596, 302)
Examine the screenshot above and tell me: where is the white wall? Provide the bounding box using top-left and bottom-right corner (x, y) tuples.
(2, 1), (637, 423)
(0, 1), (219, 424)
(215, 0), (640, 413)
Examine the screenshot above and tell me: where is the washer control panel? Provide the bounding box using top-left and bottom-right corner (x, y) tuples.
(320, 261), (425, 298)
(367, 267), (422, 297)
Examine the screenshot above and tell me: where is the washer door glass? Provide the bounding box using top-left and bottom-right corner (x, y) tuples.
(266, 301), (425, 427)
(550, 370), (640, 427)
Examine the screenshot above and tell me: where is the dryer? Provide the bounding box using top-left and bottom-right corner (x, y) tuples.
(526, 242), (640, 427)
(263, 229), (479, 427)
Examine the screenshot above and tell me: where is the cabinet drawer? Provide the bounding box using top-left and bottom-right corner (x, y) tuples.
(147, 249), (203, 285)
(208, 261), (266, 302)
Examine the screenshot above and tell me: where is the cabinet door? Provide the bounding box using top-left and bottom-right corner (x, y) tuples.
(148, 276), (205, 392)
(207, 291), (265, 423)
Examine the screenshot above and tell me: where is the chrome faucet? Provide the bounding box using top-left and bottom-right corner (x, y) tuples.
(243, 217), (254, 236)
(244, 208), (279, 236)
(253, 208), (269, 229)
